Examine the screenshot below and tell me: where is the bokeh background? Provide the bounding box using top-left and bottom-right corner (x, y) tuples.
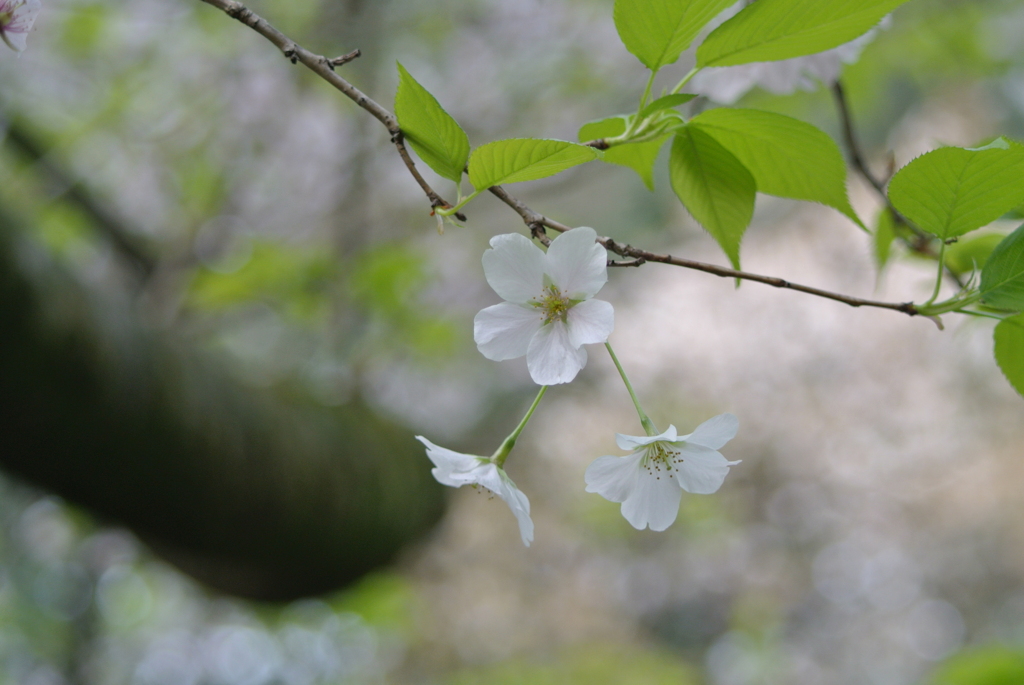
(2, 0), (1024, 683)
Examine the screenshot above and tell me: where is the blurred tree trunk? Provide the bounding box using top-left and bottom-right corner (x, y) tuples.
(0, 205), (445, 600)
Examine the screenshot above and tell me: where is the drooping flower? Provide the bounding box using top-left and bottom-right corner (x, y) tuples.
(417, 436), (534, 546)
(0, 0), (41, 54)
(474, 226), (614, 386)
(584, 414), (740, 532)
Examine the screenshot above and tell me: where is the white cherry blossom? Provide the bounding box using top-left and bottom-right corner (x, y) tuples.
(0, 0), (41, 53)
(584, 414), (740, 532)
(474, 226), (614, 386)
(417, 436), (534, 546)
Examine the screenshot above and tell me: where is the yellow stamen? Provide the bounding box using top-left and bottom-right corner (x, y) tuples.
(641, 442), (684, 477)
(530, 284), (573, 324)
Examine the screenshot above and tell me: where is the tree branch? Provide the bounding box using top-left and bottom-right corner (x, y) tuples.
(832, 80), (886, 195)
(198, 0), (922, 319)
(832, 80), (965, 290)
(198, 0), (463, 217)
(485, 183), (918, 315)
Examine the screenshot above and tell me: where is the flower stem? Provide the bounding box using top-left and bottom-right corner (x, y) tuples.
(492, 385), (548, 468)
(605, 342), (658, 436)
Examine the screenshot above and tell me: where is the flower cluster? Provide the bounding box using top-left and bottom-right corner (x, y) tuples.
(0, 0), (41, 53)
(418, 226), (740, 545)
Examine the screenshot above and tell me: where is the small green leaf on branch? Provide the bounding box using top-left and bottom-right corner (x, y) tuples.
(874, 207), (897, 271)
(394, 63), (471, 183)
(888, 142), (1024, 241)
(669, 126), (756, 270)
(690, 108), (863, 228)
(994, 314), (1024, 397)
(980, 223), (1024, 311)
(615, 0), (737, 71)
(467, 138), (598, 190)
(696, 0), (912, 68)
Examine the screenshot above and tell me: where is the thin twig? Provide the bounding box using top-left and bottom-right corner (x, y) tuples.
(832, 80), (885, 195)
(198, 0), (459, 215)
(199, 0), (923, 320)
(597, 235), (918, 315)
(327, 49), (361, 69)
(832, 79), (965, 289)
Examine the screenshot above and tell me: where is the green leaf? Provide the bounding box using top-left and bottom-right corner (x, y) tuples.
(888, 144), (1024, 241)
(994, 315), (1024, 398)
(696, 0), (911, 68)
(690, 108), (862, 227)
(468, 138), (598, 190)
(394, 62), (470, 183)
(944, 232), (1006, 277)
(579, 117), (667, 190)
(669, 126), (756, 269)
(874, 207), (897, 270)
(615, 0), (737, 71)
(980, 223), (1024, 311)
(638, 93), (698, 120)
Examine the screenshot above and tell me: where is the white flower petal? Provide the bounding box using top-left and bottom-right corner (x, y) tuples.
(493, 470), (534, 547)
(1, 25), (25, 52)
(416, 436), (486, 487)
(526, 320), (585, 385)
(615, 426), (678, 452)
(673, 444), (738, 495)
(474, 302), (543, 361)
(416, 437), (535, 546)
(454, 462), (534, 546)
(566, 298), (614, 348)
(1, 0), (41, 53)
(482, 233), (546, 304)
(584, 453), (642, 503)
(682, 413), (738, 450)
(545, 227), (607, 299)
(620, 469), (682, 531)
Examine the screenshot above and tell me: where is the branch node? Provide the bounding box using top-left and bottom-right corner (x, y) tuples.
(328, 49), (361, 70)
(530, 222), (551, 247)
(282, 45), (298, 64)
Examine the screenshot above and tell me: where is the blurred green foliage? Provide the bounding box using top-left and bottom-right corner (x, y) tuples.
(333, 572), (417, 636)
(346, 243), (459, 357)
(446, 643), (699, 685)
(926, 648), (1024, 685)
(189, 242), (337, 321)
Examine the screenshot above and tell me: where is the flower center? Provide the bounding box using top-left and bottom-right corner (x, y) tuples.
(0, 1), (23, 25)
(531, 284), (574, 324)
(641, 441), (683, 479)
